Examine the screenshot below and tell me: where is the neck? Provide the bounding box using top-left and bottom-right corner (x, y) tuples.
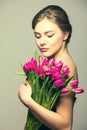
(55, 48), (68, 61)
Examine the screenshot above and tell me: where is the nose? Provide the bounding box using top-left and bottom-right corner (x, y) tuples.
(40, 36), (46, 46)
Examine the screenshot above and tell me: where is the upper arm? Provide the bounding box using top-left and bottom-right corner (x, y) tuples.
(55, 92), (74, 127)
(55, 59), (78, 127)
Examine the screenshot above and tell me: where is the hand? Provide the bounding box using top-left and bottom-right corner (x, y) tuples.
(18, 80), (32, 106)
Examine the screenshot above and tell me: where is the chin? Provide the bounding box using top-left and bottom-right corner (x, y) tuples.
(42, 53), (54, 59)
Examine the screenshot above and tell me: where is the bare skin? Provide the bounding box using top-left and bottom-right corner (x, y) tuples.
(18, 18), (78, 130)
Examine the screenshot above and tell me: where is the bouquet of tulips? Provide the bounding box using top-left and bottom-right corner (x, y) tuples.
(18, 51), (84, 130)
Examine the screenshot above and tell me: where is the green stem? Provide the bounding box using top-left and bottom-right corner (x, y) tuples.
(25, 110), (42, 130)
(50, 90), (61, 109)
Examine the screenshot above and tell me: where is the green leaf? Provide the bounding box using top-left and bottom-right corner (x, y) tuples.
(15, 72), (25, 76)
(34, 50), (38, 61)
(64, 76), (74, 87)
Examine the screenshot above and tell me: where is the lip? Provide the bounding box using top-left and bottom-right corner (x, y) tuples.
(40, 48), (49, 52)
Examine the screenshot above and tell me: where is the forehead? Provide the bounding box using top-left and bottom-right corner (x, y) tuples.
(34, 18), (60, 32)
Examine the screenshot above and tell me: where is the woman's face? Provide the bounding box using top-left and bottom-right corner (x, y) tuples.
(34, 18), (68, 58)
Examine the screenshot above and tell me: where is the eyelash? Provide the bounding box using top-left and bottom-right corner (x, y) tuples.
(47, 34), (54, 38)
(35, 34), (54, 39)
(35, 34), (41, 39)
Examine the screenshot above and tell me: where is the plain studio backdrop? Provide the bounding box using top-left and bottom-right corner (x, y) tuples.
(0, 0), (87, 130)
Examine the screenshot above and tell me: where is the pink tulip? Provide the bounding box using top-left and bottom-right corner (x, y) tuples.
(48, 58), (55, 67)
(56, 60), (63, 68)
(23, 62), (33, 71)
(73, 87), (84, 94)
(70, 80), (79, 88)
(54, 79), (64, 87)
(31, 58), (37, 65)
(63, 65), (70, 78)
(51, 72), (62, 80)
(61, 88), (69, 93)
(41, 58), (48, 66)
(23, 58), (37, 72)
(35, 66), (44, 76)
(44, 66), (52, 75)
(23, 63), (29, 71)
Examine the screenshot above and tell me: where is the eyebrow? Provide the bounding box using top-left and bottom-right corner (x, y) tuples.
(34, 30), (55, 35)
(34, 32), (40, 35)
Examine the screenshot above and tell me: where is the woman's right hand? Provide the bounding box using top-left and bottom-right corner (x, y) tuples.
(18, 80), (32, 106)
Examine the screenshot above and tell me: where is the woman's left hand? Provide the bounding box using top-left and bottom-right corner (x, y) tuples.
(18, 80), (32, 106)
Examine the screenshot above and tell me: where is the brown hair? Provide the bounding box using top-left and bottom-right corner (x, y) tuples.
(32, 5), (72, 44)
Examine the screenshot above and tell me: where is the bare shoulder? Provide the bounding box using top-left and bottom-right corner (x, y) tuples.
(56, 54), (77, 108)
(63, 55), (78, 79)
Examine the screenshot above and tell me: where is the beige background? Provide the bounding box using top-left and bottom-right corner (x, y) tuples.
(0, 0), (87, 130)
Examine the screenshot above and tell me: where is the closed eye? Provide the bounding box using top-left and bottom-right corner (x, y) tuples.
(47, 34), (54, 38)
(34, 32), (41, 39)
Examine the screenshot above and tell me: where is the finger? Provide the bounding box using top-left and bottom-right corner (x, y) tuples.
(24, 80), (28, 86)
(24, 82), (27, 86)
(26, 79), (31, 85)
(24, 80), (30, 86)
(26, 80), (31, 86)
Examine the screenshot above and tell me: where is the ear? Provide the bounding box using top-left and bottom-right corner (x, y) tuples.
(63, 32), (69, 41)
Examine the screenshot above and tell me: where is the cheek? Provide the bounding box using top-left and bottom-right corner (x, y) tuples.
(35, 39), (39, 47)
(50, 37), (62, 47)
(49, 38), (63, 51)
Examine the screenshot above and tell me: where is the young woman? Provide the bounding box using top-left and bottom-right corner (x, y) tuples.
(18, 5), (78, 130)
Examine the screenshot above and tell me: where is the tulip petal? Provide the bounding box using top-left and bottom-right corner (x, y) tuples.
(61, 88), (69, 93)
(73, 87), (84, 94)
